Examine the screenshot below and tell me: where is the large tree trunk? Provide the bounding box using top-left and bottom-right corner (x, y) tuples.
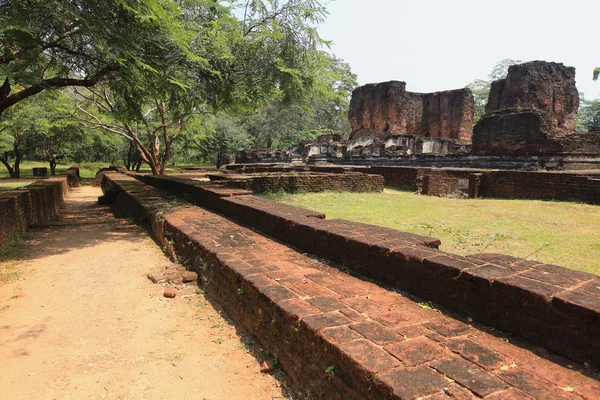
(13, 155), (22, 178)
(0, 156), (16, 178)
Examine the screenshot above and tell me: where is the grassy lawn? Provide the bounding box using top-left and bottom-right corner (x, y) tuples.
(0, 180), (33, 191)
(263, 188), (600, 275)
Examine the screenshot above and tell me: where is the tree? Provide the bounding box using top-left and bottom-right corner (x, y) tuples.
(0, 89), (79, 177)
(594, 68), (600, 81)
(71, 0), (343, 174)
(489, 59), (523, 81)
(241, 53), (357, 148)
(576, 97), (600, 131)
(0, 0), (195, 118)
(196, 115), (252, 166)
(466, 79), (491, 124)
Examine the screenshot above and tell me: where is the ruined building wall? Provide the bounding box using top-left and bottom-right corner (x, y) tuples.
(473, 61), (600, 156)
(348, 81), (474, 142)
(485, 61), (579, 131)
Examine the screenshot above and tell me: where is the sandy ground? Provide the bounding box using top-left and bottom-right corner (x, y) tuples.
(0, 186), (287, 400)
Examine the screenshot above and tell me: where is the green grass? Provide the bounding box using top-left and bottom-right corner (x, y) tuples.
(0, 180), (32, 191)
(262, 188), (600, 275)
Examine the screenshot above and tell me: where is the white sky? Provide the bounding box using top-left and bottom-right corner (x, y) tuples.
(317, 0), (599, 99)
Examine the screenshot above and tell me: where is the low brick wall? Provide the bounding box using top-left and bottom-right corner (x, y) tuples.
(228, 164), (600, 204)
(102, 171), (600, 399)
(115, 171), (600, 368)
(472, 170), (600, 204)
(212, 172), (384, 194)
(422, 175), (460, 197)
(0, 167), (80, 244)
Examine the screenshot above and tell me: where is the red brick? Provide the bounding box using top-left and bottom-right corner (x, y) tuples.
(349, 321), (401, 345)
(497, 368), (581, 400)
(493, 275), (563, 304)
(521, 264), (596, 288)
(483, 387), (536, 399)
(376, 366), (448, 399)
(339, 339), (400, 374)
(300, 311), (351, 333)
(462, 264), (514, 280)
(341, 297), (383, 315)
(521, 358), (600, 400)
(319, 326), (363, 346)
(278, 298), (320, 320)
(384, 337), (448, 366)
(424, 318), (471, 338)
(423, 254), (481, 277)
(552, 287), (600, 317)
(469, 332), (538, 364)
(306, 296), (345, 312)
(338, 307), (367, 322)
(430, 357), (507, 397)
(444, 337), (511, 371)
(371, 310), (411, 328)
(259, 285), (298, 302)
(395, 324), (432, 339)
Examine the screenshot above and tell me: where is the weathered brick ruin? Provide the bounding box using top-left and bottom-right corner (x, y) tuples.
(240, 60), (600, 170)
(473, 61), (600, 156)
(0, 166), (81, 244)
(208, 171), (383, 194)
(348, 81), (474, 143)
(97, 167), (600, 399)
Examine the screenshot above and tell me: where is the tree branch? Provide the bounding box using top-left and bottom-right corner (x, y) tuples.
(0, 65), (119, 117)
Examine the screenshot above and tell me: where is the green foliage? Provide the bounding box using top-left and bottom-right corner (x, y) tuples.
(195, 115), (252, 165)
(2, 0), (357, 170)
(594, 68), (600, 81)
(0, 89), (84, 176)
(576, 97), (600, 131)
(240, 52), (357, 148)
(0, 0), (195, 116)
(466, 79), (491, 124)
(488, 59), (522, 81)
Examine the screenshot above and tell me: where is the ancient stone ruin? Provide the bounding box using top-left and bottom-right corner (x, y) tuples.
(473, 61), (600, 156)
(239, 60), (600, 170)
(348, 81), (474, 143)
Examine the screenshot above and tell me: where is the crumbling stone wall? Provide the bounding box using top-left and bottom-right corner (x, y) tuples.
(470, 170), (600, 204)
(0, 169), (79, 244)
(486, 61), (579, 131)
(348, 81), (474, 142)
(473, 61), (600, 156)
(212, 172), (384, 194)
(421, 175), (460, 197)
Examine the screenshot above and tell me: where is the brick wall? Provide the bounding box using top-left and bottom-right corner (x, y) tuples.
(472, 171), (600, 204)
(422, 175), (460, 197)
(109, 171), (600, 367)
(220, 172), (384, 194)
(0, 167), (80, 244)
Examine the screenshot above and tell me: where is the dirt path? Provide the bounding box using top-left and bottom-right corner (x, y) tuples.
(0, 186), (287, 400)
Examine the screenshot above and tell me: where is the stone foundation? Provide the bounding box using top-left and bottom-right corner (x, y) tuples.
(0, 166), (80, 244)
(208, 172), (384, 194)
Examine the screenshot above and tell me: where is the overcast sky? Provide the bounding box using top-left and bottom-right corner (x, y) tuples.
(317, 0), (599, 99)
